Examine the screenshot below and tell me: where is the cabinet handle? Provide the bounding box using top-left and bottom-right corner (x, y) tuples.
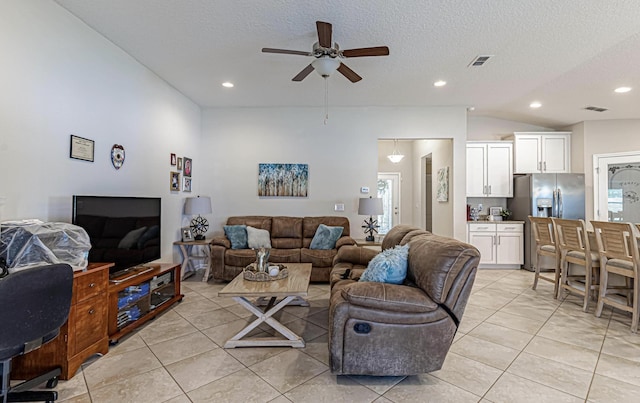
(497, 236), (501, 245)
(89, 283), (96, 288)
(503, 226), (516, 230)
(493, 235), (496, 245)
(488, 185), (492, 195)
(88, 309), (95, 315)
(538, 161), (542, 171)
(543, 161), (547, 171)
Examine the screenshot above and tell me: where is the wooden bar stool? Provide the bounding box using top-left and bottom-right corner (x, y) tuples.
(553, 218), (600, 311)
(590, 221), (639, 333)
(529, 216), (560, 298)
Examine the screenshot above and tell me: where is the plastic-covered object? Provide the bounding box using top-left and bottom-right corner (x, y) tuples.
(0, 220), (91, 272)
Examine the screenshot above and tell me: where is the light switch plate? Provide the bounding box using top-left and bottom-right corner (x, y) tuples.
(360, 186), (369, 194)
(334, 203), (345, 212)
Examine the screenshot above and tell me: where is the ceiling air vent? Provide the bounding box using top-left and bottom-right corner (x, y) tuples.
(584, 106), (608, 112)
(468, 55), (493, 67)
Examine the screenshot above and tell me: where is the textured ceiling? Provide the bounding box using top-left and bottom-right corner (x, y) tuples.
(55, 0), (640, 128)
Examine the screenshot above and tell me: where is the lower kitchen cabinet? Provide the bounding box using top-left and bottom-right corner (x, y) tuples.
(468, 222), (523, 268)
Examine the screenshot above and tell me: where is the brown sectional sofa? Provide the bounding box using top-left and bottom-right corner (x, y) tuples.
(210, 216), (356, 282)
(329, 225), (480, 376)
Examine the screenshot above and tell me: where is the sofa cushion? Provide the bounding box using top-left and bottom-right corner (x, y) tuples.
(310, 224), (343, 250)
(269, 248), (301, 263)
(301, 248), (336, 267)
(360, 244), (409, 284)
(224, 225), (248, 249)
(118, 226), (147, 249)
(225, 248), (257, 267)
(341, 281), (438, 313)
(247, 226), (272, 248)
(271, 217), (303, 248)
(227, 216), (272, 232)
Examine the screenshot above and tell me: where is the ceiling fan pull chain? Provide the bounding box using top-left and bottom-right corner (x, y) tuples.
(324, 76), (329, 124)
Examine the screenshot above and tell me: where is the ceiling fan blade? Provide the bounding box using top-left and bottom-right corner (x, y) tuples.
(292, 63), (315, 81)
(262, 48), (311, 56)
(342, 46), (390, 58)
(337, 63), (362, 83)
(316, 21), (332, 48)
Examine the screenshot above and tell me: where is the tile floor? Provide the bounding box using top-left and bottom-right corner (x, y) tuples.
(43, 269), (640, 402)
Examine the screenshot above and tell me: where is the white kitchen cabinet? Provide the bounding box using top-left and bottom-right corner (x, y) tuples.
(507, 132), (571, 174)
(468, 222), (523, 268)
(466, 142), (513, 197)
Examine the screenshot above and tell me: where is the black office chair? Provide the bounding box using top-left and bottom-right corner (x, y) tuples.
(0, 264), (73, 403)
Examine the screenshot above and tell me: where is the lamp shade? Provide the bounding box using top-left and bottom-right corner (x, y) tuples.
(184, 196), (212, 215)
(358, 197), (383, 216)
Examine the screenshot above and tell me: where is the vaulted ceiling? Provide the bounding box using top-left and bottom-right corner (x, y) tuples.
(56, 0), (640, 128)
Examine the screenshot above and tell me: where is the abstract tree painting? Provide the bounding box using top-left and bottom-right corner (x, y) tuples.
(258, 163), (309, 197)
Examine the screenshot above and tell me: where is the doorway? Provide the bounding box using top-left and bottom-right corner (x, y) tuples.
(377, 173), (401, 234)
(424, 155), (433, 231)
(594, 151), (640, 222)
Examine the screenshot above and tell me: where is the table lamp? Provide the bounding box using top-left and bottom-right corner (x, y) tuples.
(358, 197), (383, 241)
(184, 196), (212, 240)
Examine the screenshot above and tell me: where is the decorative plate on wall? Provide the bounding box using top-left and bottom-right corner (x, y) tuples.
(111, 144), (125, 170)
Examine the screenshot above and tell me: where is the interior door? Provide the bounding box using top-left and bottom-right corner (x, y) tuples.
(377, 173), (401, 234)
(594, 152), (640, 222)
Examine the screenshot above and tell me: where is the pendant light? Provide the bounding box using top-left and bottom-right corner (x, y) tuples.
(387, 139), (404, 163)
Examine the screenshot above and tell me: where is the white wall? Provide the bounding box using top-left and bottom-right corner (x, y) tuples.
(0, 1), (202, 263)
(568, 119), (640, 221)
(201, 107), (468, 240)
(467, 116), (551, 140)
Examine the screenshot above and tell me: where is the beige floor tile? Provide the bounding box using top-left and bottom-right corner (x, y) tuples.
(301, 333), (329, 366)
(149, 330), (218, 365)
(467, 289), (518, 310)
(59, 394), (91, 403)
(268, 396), (293, 403)
(458, 316), (482, 334)
(137, 313), (199, 345)
(383, 373), (480, 403)
(595, 352), (640, 387)
(82, 346), (162, 390)
(182, 307), (242, 330)
(89, 367), (182, 403)
(161, 395), (192, 403)
(187, 367), (281, 402)
(227, 346), (290, 367)
(537, 319), (605, 352)
(166, 348), (245, 392)
(373, 397), (393, 403)
(431, 352), (503, 396)
(249, 349), (328, 393)
(282, 304), (328, 319)
(587, 373), (640, 402)
(202, 317), (268, 347)
(499, 299), (557, 322)
(485, 372), (583, 403)
(485, 311), (546, 334)
(172, 297), (222, 316)
(285, 371), (380, 402)
(463, 304), (497, 322)
(450, 334), (519, 370)
(52, 373), (89, 402)
(601, 334), (640, 363)
(347, 374), (406, 395)
(524, 336), (599, 372)
(107, 333), (147, 356)
(507, 353), (593, 398)
(468, 322), (534, 350)
(304, 309), (329, 329)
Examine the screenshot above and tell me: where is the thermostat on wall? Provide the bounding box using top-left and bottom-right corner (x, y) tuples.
(360, 186), (369, 194)
(334, 203), (345, 212)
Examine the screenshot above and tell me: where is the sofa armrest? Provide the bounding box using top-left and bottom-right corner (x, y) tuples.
(340, 282), (439, 313)
(336, 235), (356, 249)
(333, 245), (377, 267)
(211, 236), (230, 248)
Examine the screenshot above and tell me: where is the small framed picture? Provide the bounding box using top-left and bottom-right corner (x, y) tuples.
(184, 157), (192, 177)
(182, 227), (194, 242)
(170, 153), (176, 166)
(70, 135), (95, 162)
(170, 171), (180, 191)
(183, 177), (192, 192)
(177, 157), (183, 170)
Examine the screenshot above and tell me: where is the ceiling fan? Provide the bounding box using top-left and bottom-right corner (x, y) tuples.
(262, 21), (389, 83)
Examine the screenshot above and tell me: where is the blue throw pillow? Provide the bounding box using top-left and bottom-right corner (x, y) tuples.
(224, 225), (248, 249)
(359, 244), (410, 284)
(309, 224), (344, 250)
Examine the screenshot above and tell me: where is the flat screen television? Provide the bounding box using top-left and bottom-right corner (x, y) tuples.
(72, 196), (161, 276)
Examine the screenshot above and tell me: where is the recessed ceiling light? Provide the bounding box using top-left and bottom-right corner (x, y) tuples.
(529, 101), (542, 108)
(433, 80), (447, 87)
(222, 82), (234, 88)
(614, 86), (631, 93)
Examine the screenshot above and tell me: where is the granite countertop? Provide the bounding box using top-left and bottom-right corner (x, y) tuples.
(467, 220), (525, 224)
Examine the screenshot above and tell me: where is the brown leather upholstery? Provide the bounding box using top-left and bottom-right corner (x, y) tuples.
(210, 216), (355, 282)
(329, 225), (480, 376)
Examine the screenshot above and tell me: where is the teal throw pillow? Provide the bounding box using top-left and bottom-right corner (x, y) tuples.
(224, 225), (248, 249)
(247, 226), (272, 249)
(310, 224), (344, 250)
(359, 244), (410, 284)
(118, 226), (147, 249)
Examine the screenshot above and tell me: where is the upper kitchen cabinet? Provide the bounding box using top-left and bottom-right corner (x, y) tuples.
(507, 132), (571, 174)
(466, 142), (513, 197)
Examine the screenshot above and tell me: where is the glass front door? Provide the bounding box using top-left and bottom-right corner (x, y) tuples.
(595, 152), (640, 222)
(377, 173), (400, 234)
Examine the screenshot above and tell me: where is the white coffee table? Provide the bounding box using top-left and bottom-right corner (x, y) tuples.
(218, 263), (312, 348)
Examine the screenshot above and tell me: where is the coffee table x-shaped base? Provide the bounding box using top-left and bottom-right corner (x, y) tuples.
(223, 295), (309, 348)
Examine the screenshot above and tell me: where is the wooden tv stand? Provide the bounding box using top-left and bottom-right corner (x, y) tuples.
(107, 262), (184, 344)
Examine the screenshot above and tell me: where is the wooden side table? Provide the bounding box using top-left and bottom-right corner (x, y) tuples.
(354, 239), (383, 251)
(174, 239), (212, 281)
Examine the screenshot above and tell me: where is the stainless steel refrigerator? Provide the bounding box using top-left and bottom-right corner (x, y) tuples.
(507, 173), (585, 271)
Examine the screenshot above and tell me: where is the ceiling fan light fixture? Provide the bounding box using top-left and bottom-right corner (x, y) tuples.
(312, 56), (341, 77)
(387, 139), (405, 163)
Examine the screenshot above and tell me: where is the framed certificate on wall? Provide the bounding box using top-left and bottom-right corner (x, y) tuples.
(69, 135), (95, 162)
